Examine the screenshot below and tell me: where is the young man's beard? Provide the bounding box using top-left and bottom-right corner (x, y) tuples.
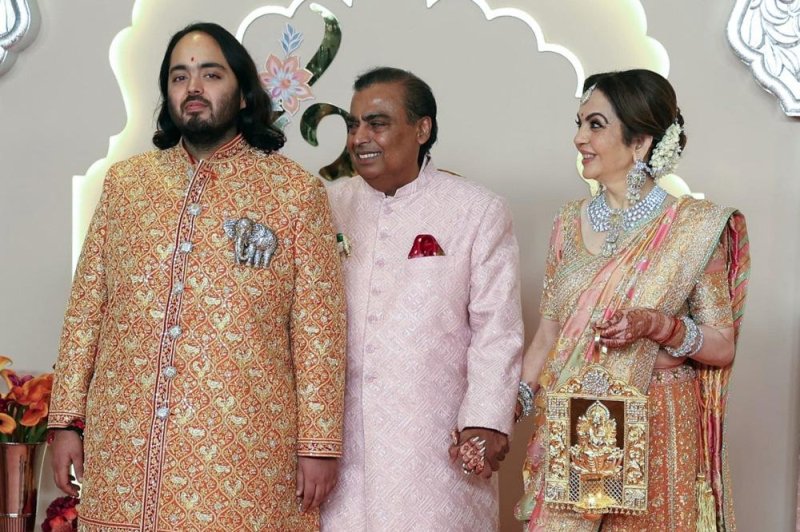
(181, 115), (237, 146)
(170, 95), (241, 149)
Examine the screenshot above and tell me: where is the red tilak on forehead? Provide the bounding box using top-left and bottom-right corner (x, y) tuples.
(191, 57), (195, 62)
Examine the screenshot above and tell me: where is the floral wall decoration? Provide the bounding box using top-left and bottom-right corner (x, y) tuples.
(261, 24), (315, 122)
(728, 0), (800, 116)
(0, 0), (40, 76)
(257, 4), (355, 180)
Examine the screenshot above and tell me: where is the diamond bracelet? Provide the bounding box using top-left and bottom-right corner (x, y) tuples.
(517, 381), (535, 419)
(665, 316), (704, 358)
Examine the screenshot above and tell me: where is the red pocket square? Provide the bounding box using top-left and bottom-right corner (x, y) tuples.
(408, 234), (445, 258)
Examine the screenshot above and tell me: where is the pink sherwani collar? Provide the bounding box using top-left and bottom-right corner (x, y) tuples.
(357, 156), (437, 198)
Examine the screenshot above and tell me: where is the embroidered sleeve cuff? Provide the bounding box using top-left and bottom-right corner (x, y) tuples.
(47, 412), (85, 429)
(459, 418), (512, 438)
(297, 438), (342, 458)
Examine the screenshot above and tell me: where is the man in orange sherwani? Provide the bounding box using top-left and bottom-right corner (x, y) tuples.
(48, 23), (346, 531)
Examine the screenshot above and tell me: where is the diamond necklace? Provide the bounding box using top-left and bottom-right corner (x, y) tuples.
(587, 185), (668, 257)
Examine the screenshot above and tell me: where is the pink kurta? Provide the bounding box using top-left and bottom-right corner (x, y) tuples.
(321, 161), (523, 531)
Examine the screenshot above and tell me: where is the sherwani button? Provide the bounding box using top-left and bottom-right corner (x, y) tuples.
(163, 366), (177, 379)
(168, 325), (182, 338)
(156, 406), (170, 419)
(172, 282), (184, 295)
(375, 259), (385, 267)
(179, 242), (193, 253)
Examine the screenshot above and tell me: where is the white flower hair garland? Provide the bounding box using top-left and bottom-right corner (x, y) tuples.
(648, 122), (683, 179)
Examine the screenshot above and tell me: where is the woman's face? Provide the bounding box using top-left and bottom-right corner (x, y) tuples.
(573, 89), (636, 185)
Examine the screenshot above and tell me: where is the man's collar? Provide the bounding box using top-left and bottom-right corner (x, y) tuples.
(391, 155), (434, 198)
(359, 155), (435, 199)
(180, 133), (247, 163)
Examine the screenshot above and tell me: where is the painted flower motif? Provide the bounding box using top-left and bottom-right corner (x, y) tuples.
(260, 54), (314, 115)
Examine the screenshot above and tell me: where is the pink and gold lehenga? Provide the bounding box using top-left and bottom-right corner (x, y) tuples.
(516, 196), (749, 531)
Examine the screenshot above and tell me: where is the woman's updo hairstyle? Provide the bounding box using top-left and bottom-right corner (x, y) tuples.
(583, 69), (687, 162)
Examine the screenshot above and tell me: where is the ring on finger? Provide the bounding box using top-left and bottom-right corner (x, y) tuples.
(459, 436), (486, 475)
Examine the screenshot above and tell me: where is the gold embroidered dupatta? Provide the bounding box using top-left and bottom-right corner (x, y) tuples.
(695, 211), (749, 531)
(517, 197), (749, 532)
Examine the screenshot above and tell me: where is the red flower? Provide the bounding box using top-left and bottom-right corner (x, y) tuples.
(42, 496), (79, 531)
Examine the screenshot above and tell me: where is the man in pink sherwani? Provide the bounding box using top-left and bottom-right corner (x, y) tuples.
(321, 67), (524, 531)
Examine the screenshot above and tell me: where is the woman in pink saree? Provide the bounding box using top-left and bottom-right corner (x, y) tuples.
(515, 70), (749, 531)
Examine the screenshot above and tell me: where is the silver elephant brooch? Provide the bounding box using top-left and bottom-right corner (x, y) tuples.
(223, 217), (277, 268)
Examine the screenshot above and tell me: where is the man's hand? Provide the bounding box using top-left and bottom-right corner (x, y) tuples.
(296, 456), (338, 513)
(448, 427), (509, 479)
(50, 430), (83, 497)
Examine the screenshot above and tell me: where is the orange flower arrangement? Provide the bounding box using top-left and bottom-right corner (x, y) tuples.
(0, 355), (53, 443)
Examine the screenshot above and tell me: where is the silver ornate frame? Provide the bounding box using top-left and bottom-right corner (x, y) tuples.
(728, 0), (800, 116)
(0, 0), (39, 76)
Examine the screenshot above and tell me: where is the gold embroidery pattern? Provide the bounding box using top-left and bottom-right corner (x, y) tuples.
(51, 137), (346, 531)
(603, 376), (698, 531)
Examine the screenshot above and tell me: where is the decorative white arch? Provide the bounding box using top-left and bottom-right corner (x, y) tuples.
(237, 0), (585, 96)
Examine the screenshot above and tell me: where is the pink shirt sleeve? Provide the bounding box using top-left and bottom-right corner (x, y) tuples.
(457, 197), (524, 436)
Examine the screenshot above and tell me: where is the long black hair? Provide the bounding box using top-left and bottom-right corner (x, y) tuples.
(152, 22), (285, 152)
(354, 67), (438, 167)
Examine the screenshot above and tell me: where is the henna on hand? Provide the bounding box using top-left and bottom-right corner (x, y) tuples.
(448, 427), (509, 479)
(594, 308), (674, 348)
(647, 311), (677, 344)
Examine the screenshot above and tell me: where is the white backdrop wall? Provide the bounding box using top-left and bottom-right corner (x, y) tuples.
(0, 1), (796, 530)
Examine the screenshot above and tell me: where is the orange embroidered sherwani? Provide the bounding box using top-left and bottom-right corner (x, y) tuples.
(49, 135), (346, 531)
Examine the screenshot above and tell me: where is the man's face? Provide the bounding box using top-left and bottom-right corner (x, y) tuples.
(346, 82), (430, 195)
(166, 32), (243, 148)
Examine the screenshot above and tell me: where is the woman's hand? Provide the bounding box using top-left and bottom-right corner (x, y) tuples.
(594, 308), (674, 349)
